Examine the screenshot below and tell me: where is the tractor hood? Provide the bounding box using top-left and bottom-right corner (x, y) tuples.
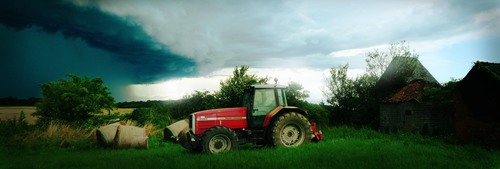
(191, 107), (248, 135)
(193, 107), (247, 118)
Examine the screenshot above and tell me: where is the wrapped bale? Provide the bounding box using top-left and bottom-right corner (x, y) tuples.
(96, 122), (124, 147)
(164, 119), (189, 142)
(114, 125), (148, 149)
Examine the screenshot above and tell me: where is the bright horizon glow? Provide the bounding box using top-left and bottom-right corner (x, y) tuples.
(127, 67), (366, 103)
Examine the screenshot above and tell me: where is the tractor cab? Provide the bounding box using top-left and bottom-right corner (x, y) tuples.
(243, 85), (288, 128)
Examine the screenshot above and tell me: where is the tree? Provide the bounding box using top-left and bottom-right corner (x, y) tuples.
(172, 90), (219, 119)
(284, 81), (329, 126)
(324, 64), (359, 124)
(324, 64), (356, 108)
(35, 74), (115, 123)
(365, 49), (390, 79)
(216, 65), (269, 107)
(352, 74), (379, 127)
(286, 81), (309, 106)
(366, 40), (419, 80)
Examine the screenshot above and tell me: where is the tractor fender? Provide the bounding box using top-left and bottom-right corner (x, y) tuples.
(262, 106), (308, 127)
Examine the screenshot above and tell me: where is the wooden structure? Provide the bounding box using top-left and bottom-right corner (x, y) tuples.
(379, 80), (453, 134)
(377, 57), (453, 134)
(454, 62), (500, 145)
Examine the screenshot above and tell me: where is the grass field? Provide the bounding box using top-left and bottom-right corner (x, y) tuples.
(1, 126), (499, 169)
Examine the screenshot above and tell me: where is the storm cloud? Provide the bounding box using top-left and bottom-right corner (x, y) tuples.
(1, 0), (499, 102)
(0, 0), (196, 82)
(0, 0), (197, 100)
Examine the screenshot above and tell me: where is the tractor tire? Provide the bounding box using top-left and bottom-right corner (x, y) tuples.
(201, 126), (238, 154)
(269, 112), (313, 147)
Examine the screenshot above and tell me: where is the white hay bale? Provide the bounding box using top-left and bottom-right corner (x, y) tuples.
(114, 125), (148, 149)
(96, 122), (124, 147)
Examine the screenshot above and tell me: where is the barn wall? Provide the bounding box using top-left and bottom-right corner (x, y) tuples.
(454, 92), (500, 145)
(380, 102), (453, 134)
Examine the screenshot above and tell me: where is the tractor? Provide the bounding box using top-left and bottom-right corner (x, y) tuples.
(178, 84), (323, 153)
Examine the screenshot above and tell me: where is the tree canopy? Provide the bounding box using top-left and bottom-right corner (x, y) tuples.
(35, 74), (115, 122)
(366, 40), (419, 80)
(286, 81), (310, 106)
(216, 65), (269, 107)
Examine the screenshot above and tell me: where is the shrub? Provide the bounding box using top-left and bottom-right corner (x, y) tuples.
(302, 102), (330, 127)
(35, 74), (115, 124)
(128, 108), (172, 127)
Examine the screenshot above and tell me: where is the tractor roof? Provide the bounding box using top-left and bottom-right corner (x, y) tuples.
(251, 84), (287, 89)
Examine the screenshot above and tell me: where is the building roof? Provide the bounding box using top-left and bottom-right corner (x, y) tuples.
(458, 61), (500, 90)
(474, 61), (500, 80)
(382, 79), (438, 103)
(375, 57), (438, 99)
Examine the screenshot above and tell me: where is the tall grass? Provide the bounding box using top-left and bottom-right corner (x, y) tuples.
(1, 126), (499, 169)
(25, 122), (94, 147)
(0, 115), (161, 149)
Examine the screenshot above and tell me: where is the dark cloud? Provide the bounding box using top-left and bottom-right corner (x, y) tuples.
(0, 0), (196, 82)
(0, 0), (197, 100)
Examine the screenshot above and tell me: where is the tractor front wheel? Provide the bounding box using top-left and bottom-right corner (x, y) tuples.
(269, 112), (312, 147)
(201, 126), (238, 154)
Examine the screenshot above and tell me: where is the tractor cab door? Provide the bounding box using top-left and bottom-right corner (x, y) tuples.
(246, 88), (287, 128)
(250, 88), (276, 127)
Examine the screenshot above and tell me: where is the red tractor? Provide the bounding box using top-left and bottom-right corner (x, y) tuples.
(179, 84), (323, 153)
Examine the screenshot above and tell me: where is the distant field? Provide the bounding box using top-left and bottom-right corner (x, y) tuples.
(107, 108), (135, 115)
(0, 107), (135, 124)
(0, 106), (37, 124)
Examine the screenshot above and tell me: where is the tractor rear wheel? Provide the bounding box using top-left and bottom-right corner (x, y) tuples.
(201, 126), (238, 154)
(269, 112), (312, 147)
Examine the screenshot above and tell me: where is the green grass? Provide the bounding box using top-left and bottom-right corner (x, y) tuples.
(1, 126), (499, 169)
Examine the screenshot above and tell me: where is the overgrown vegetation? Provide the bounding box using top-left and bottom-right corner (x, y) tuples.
(420, 78), (460, 103)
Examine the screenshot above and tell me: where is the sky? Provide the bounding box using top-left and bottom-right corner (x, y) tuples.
(0, 0), (499, 103)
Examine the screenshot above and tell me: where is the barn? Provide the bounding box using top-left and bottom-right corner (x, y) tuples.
(453, 61), (500, 145)
(379, 79), (454, 134)
(376, 57), (453, 134)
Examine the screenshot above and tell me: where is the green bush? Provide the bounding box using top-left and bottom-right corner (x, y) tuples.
(128, 108), (172, 127)
(35, 74), (115, 124)
(301, 102), (330, 127)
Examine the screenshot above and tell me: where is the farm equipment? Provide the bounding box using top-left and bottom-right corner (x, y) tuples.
(168, 84), (322, 153)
